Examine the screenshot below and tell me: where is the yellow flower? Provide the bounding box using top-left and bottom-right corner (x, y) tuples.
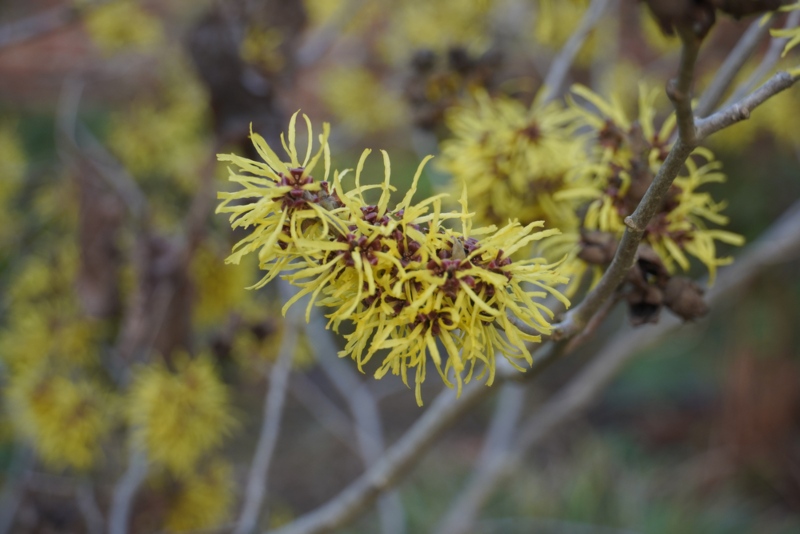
(440, 91), (592, 235)
(8, 366), (112, 470)
(164, 458), (234, 532)
(129, 354), (235, 474)
(83, 0), (163, 55)
(570, 84), (744, 282)
(218, 114), (569, 404)
(319, 66), (407, 134)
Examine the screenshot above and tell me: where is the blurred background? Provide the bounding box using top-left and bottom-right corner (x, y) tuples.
(1, 0), (800, 532)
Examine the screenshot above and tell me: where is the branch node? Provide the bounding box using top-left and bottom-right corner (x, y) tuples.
(623, 216), (642, 231)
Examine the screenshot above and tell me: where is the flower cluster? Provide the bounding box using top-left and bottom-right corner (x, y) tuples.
(568, 85), (744, 282)
(217, 114), (568, 404)
(440, 91), (591, 238)
(440, 85), (743, 297)
(129, 354), (235, 475)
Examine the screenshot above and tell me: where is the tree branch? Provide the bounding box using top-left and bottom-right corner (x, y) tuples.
(235, 296), (300, 534)
(541, 0), (613, 104)
(696, 16), (772, 118)
(268, 379), (495, 534)
(430, 195), (800, 534)
(723, 9), (800, 107)
(553, 24), (702, 340)
(108, 449), (148, 534)
(308, 314), (406, 534)
(696, 70), (798, 139)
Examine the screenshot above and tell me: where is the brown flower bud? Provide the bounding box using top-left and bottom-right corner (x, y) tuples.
(663, 276), (709, 321)
(578, 231), (618, 265)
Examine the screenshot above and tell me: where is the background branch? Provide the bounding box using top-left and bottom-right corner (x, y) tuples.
(235, 293), (300, 534)
(307, 313), (406, 534)
(541, 0), (613, 104)
(108, 449), (148, 534)
(432, 195), (800, 534)
(723, 9), (800, 107)
(696, 17), (771, 118)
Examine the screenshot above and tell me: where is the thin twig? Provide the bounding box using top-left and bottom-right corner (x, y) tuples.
(0, 4), (79, 50)
(308, 313), (406, 534)
(76, 482), (104, 534)
(108, 449), (149, 534)
(696, 70), (798, 139)
(435, 384), (526, 534)
(430, 195), (800, 533)
(235, 292), (300, 534)
(541, 0), (612, 103)
(723, 10), (800, 107)
(56, 76), (150, 227)
(0, 445), (33, 534)
(696, 16), (772, 118)
(553, 26), (702, 340)
(268, 379), (495, 534)
(288, 373), (361, 455)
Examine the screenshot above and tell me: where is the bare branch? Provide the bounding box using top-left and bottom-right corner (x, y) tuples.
(0, 445), (33, 534)
(541, 0), (613, 104)
(723, 9), (800, 107)
(430, 195), (800, 533)
(235, 299), (300, 534)
(696, 70), (798, 139)
(108, 449), (148, 534)
(435, 384), (526, 534)
(76, 482), (104, 534)
(56, 77), (150, 228)
(668, 26), (701, 144)
(308, 314), (406, 534)
(268, 379), (495, 534)
(696, 16), (772, 118)
(0, 4), (79, 50)
(289, 373), (361, 455)
(553, 24), (703, 340)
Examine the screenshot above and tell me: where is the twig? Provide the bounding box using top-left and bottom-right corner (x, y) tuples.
(696, 70), (798, 139)
(56, 76), (150, 227)
(308, 313), (406, 534)
(289, 373), (361, 455)
(435, 384), (526, 534)
(430, 195), (800, 533)
(0, 4), (79, 51)
(553, 25), (702, 340)
(268, 379), (495, 534)
(76, 482), (104, 534)
(696, 17), (772, 118)
(235, 292), (300, 534)
(296, 0), (367, 67)
(0, 445), (33, 534)
(541, 0), (613, 104)
(108, 449), (149, 534)
(723, 10), (800, 107)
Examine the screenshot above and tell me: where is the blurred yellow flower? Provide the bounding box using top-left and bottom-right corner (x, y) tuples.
(164, 458), (234, 532)
(129, 354), (235, 474)
(83, 0), (164, 55)
(8, 367), (112, 470)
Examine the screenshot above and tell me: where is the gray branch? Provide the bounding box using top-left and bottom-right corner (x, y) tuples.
(427, 196), (800, 534)
(308, 313), (406, 534)
(541, 0), (613, 104)
(696, 17), (772, 118)
(696, 70), (798, 139)
(108, 449), (148, 534)
(723, 10), (800, 107)
(235, 304), (300, 534)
